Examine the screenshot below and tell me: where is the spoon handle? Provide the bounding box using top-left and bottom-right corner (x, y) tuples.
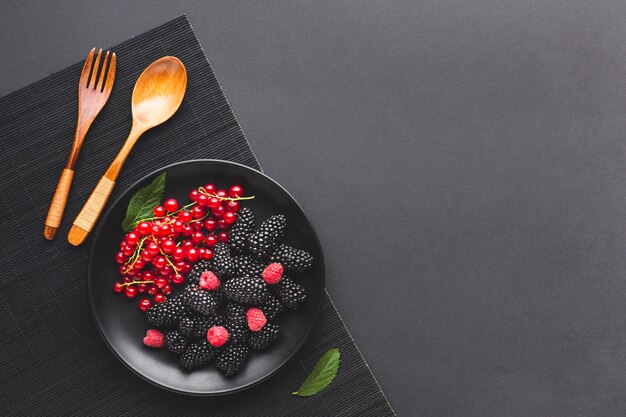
(68, 125), (144, 246)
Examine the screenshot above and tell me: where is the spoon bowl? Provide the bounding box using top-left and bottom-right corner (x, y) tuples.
(132, 57), (187, 127)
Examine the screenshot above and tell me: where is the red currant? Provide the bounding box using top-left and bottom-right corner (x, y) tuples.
(142, 270), (155, 281)
(178, 210), (192, 223)
(216, 189), (228, 199)
(155, 277), (168, 288)
(137, 283), (148, 293)
(122, 275), (133, 283)
(148, 285), (159, 295)
(203, 218), (217, 231)
(161, 239), (176, 254)
(224, 211), (237, 224)
(125, 232), (139, 246)
(158, 223), (171, 237)
(122, 245), (134, 257)
(203, 249), (214, 260)
(208, 197), (221, 210)
(113, 282), (125, 293)
(182, 262), (192, 273)
(197, 193), (209, 207)
(172, 220), (184, 233)
(173, 247), (185, 262)
(205, 235), (217, 247)
(141, 250), (153, 262)
(153, 206), (166, 217)
(213, 205), (225, 217)
(154, 293), (166, 304)
(227, 200), (240, 212)
(229, 185), (243, 197)
(204, 183), (216, 194)
(182, 240), (194, 250)
(181, 225), (193, 237)
(115, 251), (126, 264)
(192, 231), (204, 245)
(189, 189), (199, 201)
(139, 298), (152, 312)
(146, 242), (160, 256)
(161, 284), (172, 295)
(160, 265), (173, 277)
(218, 232), (229, 243)
(137, 221), (151, 235)
(218, 219), (229, 230)
(164, 198), (179, 213)
(172, 274), (185, 285)
(153, 256), (167, 270)
(125, 286), (138, 299)
(134, 258), (145, 270)
(186, 248), (199, 262)
(192, 206), (205, 219)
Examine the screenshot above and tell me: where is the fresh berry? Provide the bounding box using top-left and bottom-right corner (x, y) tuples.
(212, 243), (233, 276)
(178, 316), (195, 338)
(125, 286), (138, 299)
(184, 285), (220, 315)
(232, 255), (265, 279)
(228, 207), (254, 253)
(172, 274), (184, 285)
(224, 303), (249, 345)
(229, 185), (244, 198)
(247, 215), (286, 258)
(249, 323), (280, 350)
(180, 340), (218, 370)
(207, 326), (229, 347)
(270, 244), (314, 273)
(275, 276), (306, 309)
(164, 198), (179, 213)
(218, 231), (229, 242)
(113, 282), (125, 293)
(153, 206), (166, 217)
(261, 294), (284, 321)
(199, 271), (220, 291)
(223, 276), (270, 305)
(246, 308), (267, 332)
(262, 263), (284, 285)
(143, 329), (165, 348)
(146, 294), (188, 328)
(215, 345), (249, 376)
(165, 331), (187, 354)
(139, 298), (152, 312)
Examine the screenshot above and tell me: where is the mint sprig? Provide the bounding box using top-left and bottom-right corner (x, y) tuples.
(293, 348), (340, 397)
(121, 172), (166, 231)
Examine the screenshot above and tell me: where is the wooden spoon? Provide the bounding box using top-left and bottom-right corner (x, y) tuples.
(68, 56), (187, 246)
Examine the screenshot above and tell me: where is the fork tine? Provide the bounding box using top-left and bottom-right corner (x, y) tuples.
(88, 49), (102, 89)
(80, 48), (96, 88)
(96, 51), (110, 92)
(104, 52), (117, 92)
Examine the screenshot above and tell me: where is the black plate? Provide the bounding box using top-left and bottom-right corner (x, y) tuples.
(88, 160), (325, 395)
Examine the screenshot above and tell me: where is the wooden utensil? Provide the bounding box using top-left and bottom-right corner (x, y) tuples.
(68, 56), (187, 246)
(44, 48), (116, 240)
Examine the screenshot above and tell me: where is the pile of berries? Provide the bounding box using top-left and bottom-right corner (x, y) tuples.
(141, 207), (313, 375)
(113, 184), (252, 312)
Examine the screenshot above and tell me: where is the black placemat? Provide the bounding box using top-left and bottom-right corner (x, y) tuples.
(0, 16), (394, 416)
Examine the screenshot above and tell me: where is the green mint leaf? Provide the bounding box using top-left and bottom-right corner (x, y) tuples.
(292, 348), (340, 397)
(121, 172), (166, 231)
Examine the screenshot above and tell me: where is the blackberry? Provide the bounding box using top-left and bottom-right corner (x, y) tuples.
(228, 207), (255, 253)
(223, 276), (270, 305)
(178, 316), (195, 338)
(212, 243), (233, 276)
(184, 285), (220, 315)
(165, 331), (187, 354)
(248, 215), (286, 258)
(215, 344), (250, 376)
(270, 244), (313, 272)
(261, 294), (284, 321)
(232, 255), (265, 279)
(249, 323), (280, 350)
(275, 276), (306, 309)
(224, 303), (249, 345)
(180, 340), (218, 370)
(146, 294), (188, 328)
(187, 260), (214, 284)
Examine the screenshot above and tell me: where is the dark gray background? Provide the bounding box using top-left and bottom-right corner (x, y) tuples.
(3, 1), (626, 415)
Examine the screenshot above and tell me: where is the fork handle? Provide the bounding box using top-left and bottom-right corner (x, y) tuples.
(67, 176), (116, 246)
(43, 168), (75, 240)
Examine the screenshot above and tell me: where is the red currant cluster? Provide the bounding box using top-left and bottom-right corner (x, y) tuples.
(113, 184), (252, 312)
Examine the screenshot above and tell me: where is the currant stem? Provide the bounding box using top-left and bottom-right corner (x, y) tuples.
(122, 280), (154, 287)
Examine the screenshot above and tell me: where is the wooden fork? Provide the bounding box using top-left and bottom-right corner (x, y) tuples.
(44, 48), (116, 240)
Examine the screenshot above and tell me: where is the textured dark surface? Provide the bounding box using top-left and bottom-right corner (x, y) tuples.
(0, 17), (393, 416)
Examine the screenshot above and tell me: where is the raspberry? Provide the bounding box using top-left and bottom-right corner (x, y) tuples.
(187, 260), (213, 284)
(207, 325), (229, 347)
(246, 308), (267, 332)
(262, 262), (283, 285)
(199, 271), (220, 291)
(143, 329), (165, 348)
